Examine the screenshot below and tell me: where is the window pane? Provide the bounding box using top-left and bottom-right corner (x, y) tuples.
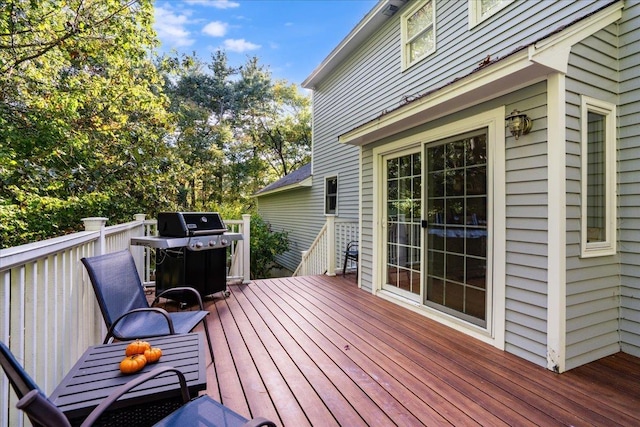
(586, 111), (606, 242)
(407, 2), (433, 39)
(325, 177), (337, 214)
(425, 131), (487, 324)
(409, 30), (434, 62)
(386, 152), (422, 296)
(481, 0), (502, 16)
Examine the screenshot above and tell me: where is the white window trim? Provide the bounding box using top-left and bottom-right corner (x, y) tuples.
(401, 0), (436, 71)
(468, 0), (512, 29)
(580, 96), (616, 258)
(324, 175), (338, 215)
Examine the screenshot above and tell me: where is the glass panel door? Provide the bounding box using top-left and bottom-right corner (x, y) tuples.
(383, 152), (422, 300)
(425, 130), (488, 326)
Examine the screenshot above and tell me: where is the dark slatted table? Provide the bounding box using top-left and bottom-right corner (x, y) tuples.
(49, 333), (206, 426)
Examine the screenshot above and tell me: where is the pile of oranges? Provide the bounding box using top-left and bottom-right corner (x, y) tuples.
(119, 340), (162, 374)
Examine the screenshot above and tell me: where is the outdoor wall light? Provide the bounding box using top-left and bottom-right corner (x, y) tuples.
(505, 109), (532, 140)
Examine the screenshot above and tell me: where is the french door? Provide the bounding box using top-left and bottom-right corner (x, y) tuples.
(383, 152), (422, 301)
(383, 129), (488, 327)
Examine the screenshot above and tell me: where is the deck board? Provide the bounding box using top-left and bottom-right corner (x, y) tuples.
(189, 274), (640, 426)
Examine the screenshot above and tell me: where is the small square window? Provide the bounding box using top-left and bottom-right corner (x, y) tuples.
(402, 1), (436, 69)
(580, 96), (616, 257)
(325, 176), (337, 215)
(469, 0), (511, 28)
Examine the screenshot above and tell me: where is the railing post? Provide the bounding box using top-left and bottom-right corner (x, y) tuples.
(300, 250), (308, 276)
(82, 217), (108, 255)
(242, 214), (251, 283)
(131, 214), (147, 280)
(326, 215), (336, 276)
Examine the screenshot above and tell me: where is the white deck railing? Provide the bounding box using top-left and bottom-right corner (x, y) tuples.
(0, 213), (250, 427)
(293, 216), (359, 277)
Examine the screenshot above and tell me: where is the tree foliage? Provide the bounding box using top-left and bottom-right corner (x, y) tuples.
(0, 0), (175, 246)
(158, 51), (311, 212)
(1, 1), (311, 262)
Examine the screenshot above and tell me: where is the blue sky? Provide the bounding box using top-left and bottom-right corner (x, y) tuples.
(153, 0), (378, 86)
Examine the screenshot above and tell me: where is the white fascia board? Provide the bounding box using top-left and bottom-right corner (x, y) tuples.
(528, 1), (623, 73)
(252, 176), (313, 198)
(302, 1), (402, 89)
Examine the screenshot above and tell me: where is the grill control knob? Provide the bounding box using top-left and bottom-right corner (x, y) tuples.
(208, 239), (216, 247)
(194, 241), (204, 249)
(221, 238), (229, 246)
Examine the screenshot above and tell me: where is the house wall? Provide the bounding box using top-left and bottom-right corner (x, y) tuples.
(618, 1), (640, 357)
(564, 25), (622, 370)
(256, 187), (315, 273)
(337, 0), (630, 370)
(260, 0), (614, 275)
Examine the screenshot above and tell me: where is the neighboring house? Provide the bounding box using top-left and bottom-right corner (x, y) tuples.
(256, 0), (640, 373)
(254, 162), (313, 272)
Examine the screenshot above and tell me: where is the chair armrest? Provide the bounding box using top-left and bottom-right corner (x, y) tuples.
(154, 286), (206, 310)
(16, 390), (72, 427)
(79, 367), (190, 427)
(107, 307), (176, 342)
(241, 417), (277, 427)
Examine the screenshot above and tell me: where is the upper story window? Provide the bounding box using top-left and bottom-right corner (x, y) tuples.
(469, 0), (511, 28)
(581, 96), (616, 257)
(402, 0), (436, 70)
(325, 176), (337, 215)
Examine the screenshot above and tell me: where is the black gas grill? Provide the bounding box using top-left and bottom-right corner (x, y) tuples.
(157, 212), (227, 237)
(131, 212), (242, 302)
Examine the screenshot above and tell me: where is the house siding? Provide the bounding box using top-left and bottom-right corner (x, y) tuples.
(261, 0), (615, 274)
(619, 1), (640, 357)
(256, 188), (316, 272)
(564, 25), (621, 370)
(504, 84), (549, 367)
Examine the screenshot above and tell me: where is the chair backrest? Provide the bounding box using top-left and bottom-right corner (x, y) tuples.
(81, 250), (149, 329)
(16, 390), (71, 427)
(0, 341), (42, 400)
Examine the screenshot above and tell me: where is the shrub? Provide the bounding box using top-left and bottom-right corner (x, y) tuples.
(249, 214), (289, 279)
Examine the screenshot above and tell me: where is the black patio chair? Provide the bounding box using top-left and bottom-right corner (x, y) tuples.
(342, 240), (359, 280)
(2, 340), (275, 427)
(81, 249), (214, 362)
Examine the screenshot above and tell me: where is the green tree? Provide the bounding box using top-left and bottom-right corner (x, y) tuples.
(158, 51), (311, 213)
(247, 81), (311, 180)
(0, 0), (174, 246)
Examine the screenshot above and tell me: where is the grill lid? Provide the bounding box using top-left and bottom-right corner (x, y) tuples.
(158, 212), (227, 237)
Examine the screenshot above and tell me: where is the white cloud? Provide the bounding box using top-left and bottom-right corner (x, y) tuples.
(185, 0), (240, 9)
(223, 39), (260, 52)
(154, 5), (195, 47)
(202, 21), (228, 37)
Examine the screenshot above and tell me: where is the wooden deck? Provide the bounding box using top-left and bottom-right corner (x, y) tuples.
(193, 274), (640, 426)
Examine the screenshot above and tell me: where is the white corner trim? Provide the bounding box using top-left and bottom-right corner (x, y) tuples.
(546, 73), (567, 373)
